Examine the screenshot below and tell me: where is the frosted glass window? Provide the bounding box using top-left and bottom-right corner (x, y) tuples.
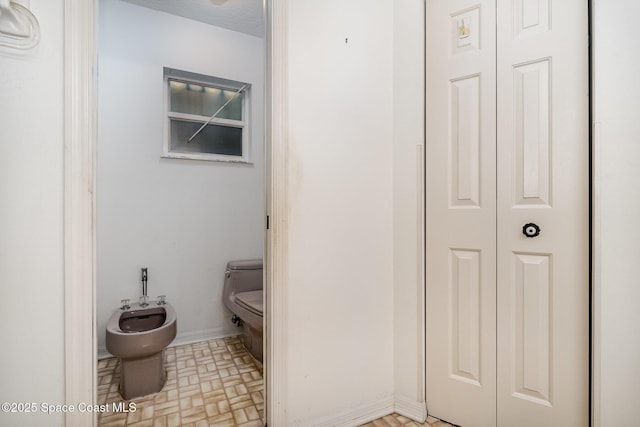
(170, 121), (243, 156)
(163, 68), (250, 162)
(169, 81), (242, 121)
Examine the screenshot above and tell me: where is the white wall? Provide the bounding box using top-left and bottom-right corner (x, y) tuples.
(284, 0), (396, 424)
(592, 1), (640, 425)
(97, 0), (264, 353)
(392, 0), (426, 418)
(0, 1), (65, 426)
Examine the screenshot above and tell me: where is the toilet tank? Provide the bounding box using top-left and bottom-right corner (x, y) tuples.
(223, 259), (263, 297)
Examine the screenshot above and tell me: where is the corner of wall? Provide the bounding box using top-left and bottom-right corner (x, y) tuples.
(392, 0), (426, 409)
(394, 395), (427, 423)
(298, 394), (394, 427)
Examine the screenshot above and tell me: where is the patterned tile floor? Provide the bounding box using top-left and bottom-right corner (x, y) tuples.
(97, 336), (264, 427)
(361, 414), (454, 427)
(97, 336), (452, 427)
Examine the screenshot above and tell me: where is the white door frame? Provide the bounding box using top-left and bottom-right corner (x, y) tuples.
(62, 0), (290, 425)
(63, 1), (98, 426)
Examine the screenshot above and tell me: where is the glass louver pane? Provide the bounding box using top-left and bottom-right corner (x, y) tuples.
(170, 120), (243, 156)
(169, 80), (242, 121)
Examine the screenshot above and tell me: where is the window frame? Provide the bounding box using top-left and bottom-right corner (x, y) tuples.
(162, 68), (252, 163)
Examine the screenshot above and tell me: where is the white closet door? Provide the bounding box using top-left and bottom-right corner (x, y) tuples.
(426, 0), (589, 426)
(425, 1), (497, 426)
(496, 0), (589, 425)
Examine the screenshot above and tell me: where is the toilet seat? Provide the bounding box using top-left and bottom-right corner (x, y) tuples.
(234, 290), (263, 317)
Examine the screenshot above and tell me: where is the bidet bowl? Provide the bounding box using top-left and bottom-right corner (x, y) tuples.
(106, 302), (177, 359)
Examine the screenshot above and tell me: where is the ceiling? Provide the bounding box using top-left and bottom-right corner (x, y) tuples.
(121, 0), (265, 38)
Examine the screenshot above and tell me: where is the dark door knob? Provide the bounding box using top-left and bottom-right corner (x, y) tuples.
(523, 223), (541, 238)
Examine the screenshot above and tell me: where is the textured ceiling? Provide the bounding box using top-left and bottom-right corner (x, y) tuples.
(120, 0), (264, 38)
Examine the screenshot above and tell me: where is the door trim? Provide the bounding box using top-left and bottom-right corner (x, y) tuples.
(265, 0), (290, 425)
(589, 8), (601, 425)
(591, 120), (601, 427)
(64, 1), (97, 425)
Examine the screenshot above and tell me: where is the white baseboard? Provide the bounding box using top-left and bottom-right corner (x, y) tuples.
(283, 394), (427, 426)
(300, 394), (394, 427)
(97, 347), (110, 360)
(170, 326), (242, 348)
(97, 326), (242, 359)
(394, 395), (427, 423)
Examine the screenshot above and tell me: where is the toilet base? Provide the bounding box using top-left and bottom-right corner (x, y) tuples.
(118, 350), (167, 400)
(242, 324), (263, 363)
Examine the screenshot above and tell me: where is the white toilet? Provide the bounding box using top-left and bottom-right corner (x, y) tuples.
(222, 259), (263, 362)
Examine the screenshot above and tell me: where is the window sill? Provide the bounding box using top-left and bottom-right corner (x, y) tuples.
(161, 152), (252, 164)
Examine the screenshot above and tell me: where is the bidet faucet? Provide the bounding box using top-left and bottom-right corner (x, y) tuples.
(141, 268), (148, 307)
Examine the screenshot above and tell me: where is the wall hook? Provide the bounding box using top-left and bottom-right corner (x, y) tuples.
(0, 0), (40, 50)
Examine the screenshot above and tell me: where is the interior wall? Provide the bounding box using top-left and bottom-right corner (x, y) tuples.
(97, 0), (264, 353)
(592, 1), (640, 424)
(284, 0), (396, 423)
(392, 0), (426, 415)
(0, 1), (65, 426)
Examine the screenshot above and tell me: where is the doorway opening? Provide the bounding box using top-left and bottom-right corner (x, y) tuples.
(95, 0), (268, 425)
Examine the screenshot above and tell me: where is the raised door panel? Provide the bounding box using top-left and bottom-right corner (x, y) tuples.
(450, 75), (481, 207)
(514, 0), (550, 38)
(512, 253), (552, 406)
(450, 249), (482, 384)
(513, 59), (551, 206)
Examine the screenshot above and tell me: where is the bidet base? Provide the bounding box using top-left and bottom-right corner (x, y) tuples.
(118, 350), (167, 400)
